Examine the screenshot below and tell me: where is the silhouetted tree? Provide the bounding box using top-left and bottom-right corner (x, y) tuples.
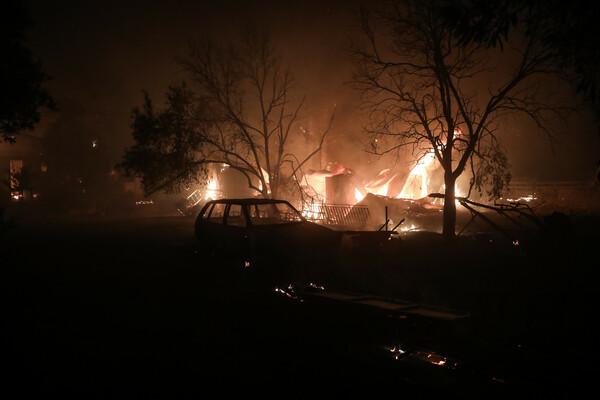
(440, 0), (600, 181)
(350, 0), (570, 237)
(440, 0), (600, 108)
(118, 84), (211, 196)
(119, 27), (334, 200)
(1, 1), (55, 143)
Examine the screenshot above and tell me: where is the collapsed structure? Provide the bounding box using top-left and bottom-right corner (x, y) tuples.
(177, 150), (600, 237)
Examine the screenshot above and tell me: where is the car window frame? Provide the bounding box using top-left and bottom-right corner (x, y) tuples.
(246, 200), (304, 226)
(206, 202), (227, 223)
(200, 203), (215, 220)
(224, 203), (248, 227)
(200, 199), (305, 227)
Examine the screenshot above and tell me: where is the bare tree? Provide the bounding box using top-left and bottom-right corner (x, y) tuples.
(178, 27), (334, 199)
(350, 0), (570, 237)
(120, 27), (334, 202)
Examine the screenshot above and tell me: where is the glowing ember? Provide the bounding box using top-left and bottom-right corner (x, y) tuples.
(406, 350), (451, 367)
(400, 224), (418, 232)
(307, 282), (325, 291)
(389, 345), (406, 360)
(505, 195), (537, 202)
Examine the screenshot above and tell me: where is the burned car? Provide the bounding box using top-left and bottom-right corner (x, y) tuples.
(195, 198), (339, 259)
(194, 198), (394, 283)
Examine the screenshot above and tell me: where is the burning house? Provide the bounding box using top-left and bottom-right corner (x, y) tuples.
(174, 135), (600, 236)
(293, 152), (452, 231)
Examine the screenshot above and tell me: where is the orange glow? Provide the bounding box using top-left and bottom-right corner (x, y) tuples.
(205, 179), (218, 200)
(352, 149), (440, 204)
(135, 200), (153, 205)
(400, 224), (417, 232)
(397, 151), (436, 199)
(274, 285), (304, 302)
(364, 168), (395, 197)
(301, 202), (322, 221)
(432, 184), (463, 206)
(355, 188), (365, 203)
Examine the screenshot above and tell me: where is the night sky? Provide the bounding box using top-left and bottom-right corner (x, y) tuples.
(22, 0), (600, 183)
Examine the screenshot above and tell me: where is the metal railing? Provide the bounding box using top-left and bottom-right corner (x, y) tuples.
(302, 202), (371, 229)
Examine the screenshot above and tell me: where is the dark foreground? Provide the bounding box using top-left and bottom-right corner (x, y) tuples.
(2, 213), (599, 397)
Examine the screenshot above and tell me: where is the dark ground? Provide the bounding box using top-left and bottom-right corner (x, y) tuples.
(1, 210), (599, 398)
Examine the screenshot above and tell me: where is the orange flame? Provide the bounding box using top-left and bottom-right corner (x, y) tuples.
(397, 151), (436, 199)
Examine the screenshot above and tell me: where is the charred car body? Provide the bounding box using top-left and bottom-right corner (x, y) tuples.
(194, 198), (395, 284)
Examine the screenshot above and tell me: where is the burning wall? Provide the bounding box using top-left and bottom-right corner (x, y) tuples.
(297, 149), (482, 231)
(302, 150), (445, 207)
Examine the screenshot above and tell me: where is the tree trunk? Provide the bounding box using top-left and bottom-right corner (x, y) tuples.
(442, 173), (457, 238)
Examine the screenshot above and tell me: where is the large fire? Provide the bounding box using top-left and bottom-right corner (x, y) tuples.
(205, 179), (219, 200)
(353, 151), (439, 203)
(398, 151), (436, 199)
(364, 168), (395, 197)
(190, 146), (461, 230)
(302, 202), (322, 221)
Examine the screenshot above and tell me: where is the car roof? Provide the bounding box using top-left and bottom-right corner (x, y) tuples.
(205, 198), (292, 205)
